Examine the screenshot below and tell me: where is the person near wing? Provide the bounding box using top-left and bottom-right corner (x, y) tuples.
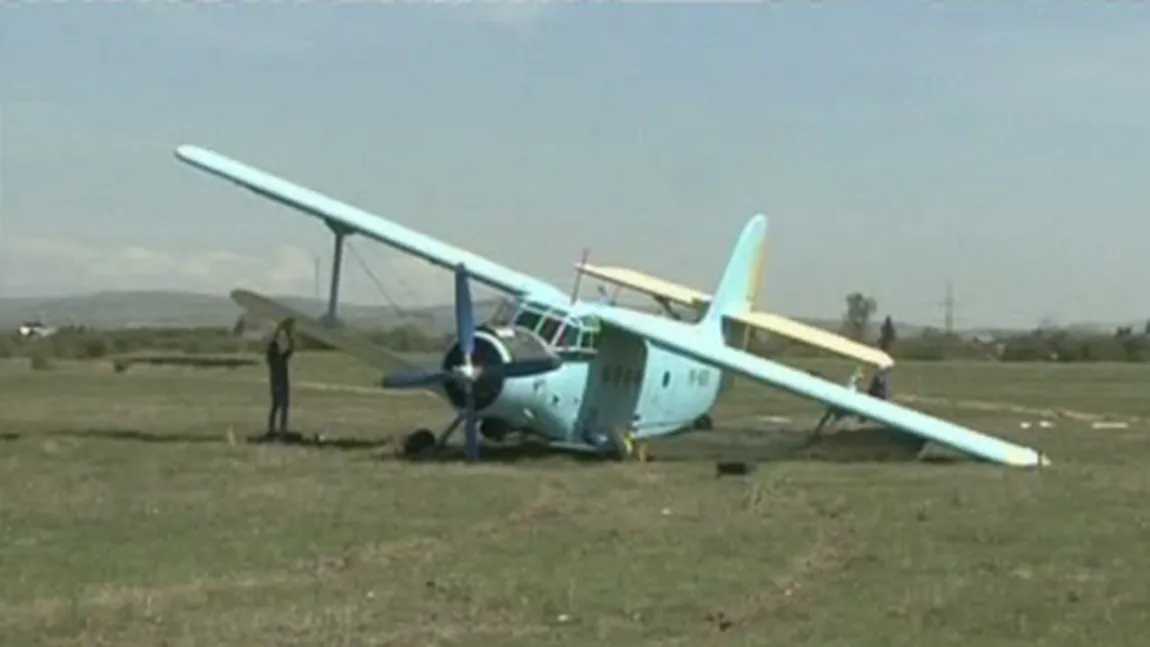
(265, 319), (296, 439)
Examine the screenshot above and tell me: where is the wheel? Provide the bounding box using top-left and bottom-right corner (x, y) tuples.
(402, 428), (437, 458)
(479, 418), (510, 443)
(693, 414), (714, 431)
(605, 427), (635, 461)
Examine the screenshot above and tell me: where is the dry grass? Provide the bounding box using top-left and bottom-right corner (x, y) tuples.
(2, 354), (1150, 646)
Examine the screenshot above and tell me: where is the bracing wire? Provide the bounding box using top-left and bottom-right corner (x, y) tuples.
(345, 239), (412, 321)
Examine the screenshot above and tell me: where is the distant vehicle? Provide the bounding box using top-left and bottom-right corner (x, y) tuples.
(17, 320), (57, 339)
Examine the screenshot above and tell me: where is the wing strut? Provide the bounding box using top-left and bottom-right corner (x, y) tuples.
(323, 221), (354, 326)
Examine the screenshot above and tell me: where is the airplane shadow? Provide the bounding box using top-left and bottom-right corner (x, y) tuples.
(34, 428), (391, 452)
(387, 440), (604, 465)
(636, 426), (966, 467)
(245, 431), (391, 452)
(23, 426), (966, 467)
(0, 432), (22, 442)
(42, 428), (226, 445)
(392, 426), (966, 467)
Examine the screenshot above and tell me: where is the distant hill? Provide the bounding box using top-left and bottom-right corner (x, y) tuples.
(0, 290), (504, 335)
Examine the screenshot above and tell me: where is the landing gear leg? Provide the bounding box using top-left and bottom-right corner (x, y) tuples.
(809, 406), (845, 444)
(605, 427), (636, 462)
(693, 414), (714, 431)
(435, 415), (463, 449)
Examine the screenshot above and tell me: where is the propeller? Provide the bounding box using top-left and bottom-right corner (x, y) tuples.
(380, 263), (561, 462)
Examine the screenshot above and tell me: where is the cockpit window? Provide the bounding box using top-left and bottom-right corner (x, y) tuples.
(537, 316), (561, 344)
(558, 325), (579, 348)
(512, 309), (543, 332)
(508, 301), (600, 354)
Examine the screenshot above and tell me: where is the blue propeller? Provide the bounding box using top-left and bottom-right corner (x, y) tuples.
(380, 263), (561, 461)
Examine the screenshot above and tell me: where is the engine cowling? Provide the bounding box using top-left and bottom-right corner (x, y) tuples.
(440, 328), (512, 411)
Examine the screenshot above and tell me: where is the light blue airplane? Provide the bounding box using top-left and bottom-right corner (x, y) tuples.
(173, 145), (1050, 468)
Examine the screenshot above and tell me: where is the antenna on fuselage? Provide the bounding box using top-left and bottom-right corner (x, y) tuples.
(569, 247), (590, 304)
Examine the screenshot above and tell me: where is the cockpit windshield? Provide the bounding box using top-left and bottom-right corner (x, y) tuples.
(510, 300), (600, 354)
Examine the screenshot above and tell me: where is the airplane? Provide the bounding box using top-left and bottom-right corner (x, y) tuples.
(173, 144), (1051, 468)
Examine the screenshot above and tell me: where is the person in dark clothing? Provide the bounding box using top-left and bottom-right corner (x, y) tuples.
(865, 367), (891, 400)
(265, 319), (296, 438)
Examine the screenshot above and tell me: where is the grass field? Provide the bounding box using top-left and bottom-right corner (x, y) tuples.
(2, 354), (1150, 646)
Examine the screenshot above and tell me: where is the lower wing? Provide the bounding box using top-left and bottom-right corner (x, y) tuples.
(590, 307), (1049, 468)
(232, 289), (444, 398)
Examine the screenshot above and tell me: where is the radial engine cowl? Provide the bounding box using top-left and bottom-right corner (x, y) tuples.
(441, 329), (512, 411)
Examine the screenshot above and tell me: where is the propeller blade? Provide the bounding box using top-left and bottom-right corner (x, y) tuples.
(454, 264), (475, 359)
(463, 386), (480, 462)
(484, 357), (562, 380)
(381, 368), (449, 389)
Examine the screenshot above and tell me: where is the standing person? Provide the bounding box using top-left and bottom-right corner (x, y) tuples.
(265, 319), (296, 439)
(866, 367), (891, 401)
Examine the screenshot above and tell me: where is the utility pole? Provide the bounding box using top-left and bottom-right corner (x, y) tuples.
(943, 281), (955, 335)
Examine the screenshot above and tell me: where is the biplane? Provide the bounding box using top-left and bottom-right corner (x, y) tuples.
(174, 145), (1049, 468)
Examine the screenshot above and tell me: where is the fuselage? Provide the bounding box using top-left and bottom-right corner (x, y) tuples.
(431, 295), (726, 449)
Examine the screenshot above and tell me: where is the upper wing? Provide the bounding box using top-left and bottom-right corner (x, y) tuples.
(576, 262), (894, 369)
(732, 311), (895, 369)
(176, 145), (569, 303)
(578, 263), (711, 309)
(589, 307), (1049, 468)
(233, 289), (443, 397)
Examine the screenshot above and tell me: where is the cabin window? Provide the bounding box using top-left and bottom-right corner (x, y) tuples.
(537, 316), (561, 343)
(557, 325), (579, 349)
(662, 371), (670, 387)
(513, 310), (542, 332)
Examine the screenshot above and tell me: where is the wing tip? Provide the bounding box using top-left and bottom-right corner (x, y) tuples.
(174, 144), (202, 161)
(752, 212), (769, 230)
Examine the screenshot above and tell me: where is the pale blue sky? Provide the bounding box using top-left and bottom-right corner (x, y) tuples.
(1, 3), (1147, 327)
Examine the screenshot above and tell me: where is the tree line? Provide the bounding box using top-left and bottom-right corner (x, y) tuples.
(801, 291), (1150, 363)
(3, 293), (1149, 364)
